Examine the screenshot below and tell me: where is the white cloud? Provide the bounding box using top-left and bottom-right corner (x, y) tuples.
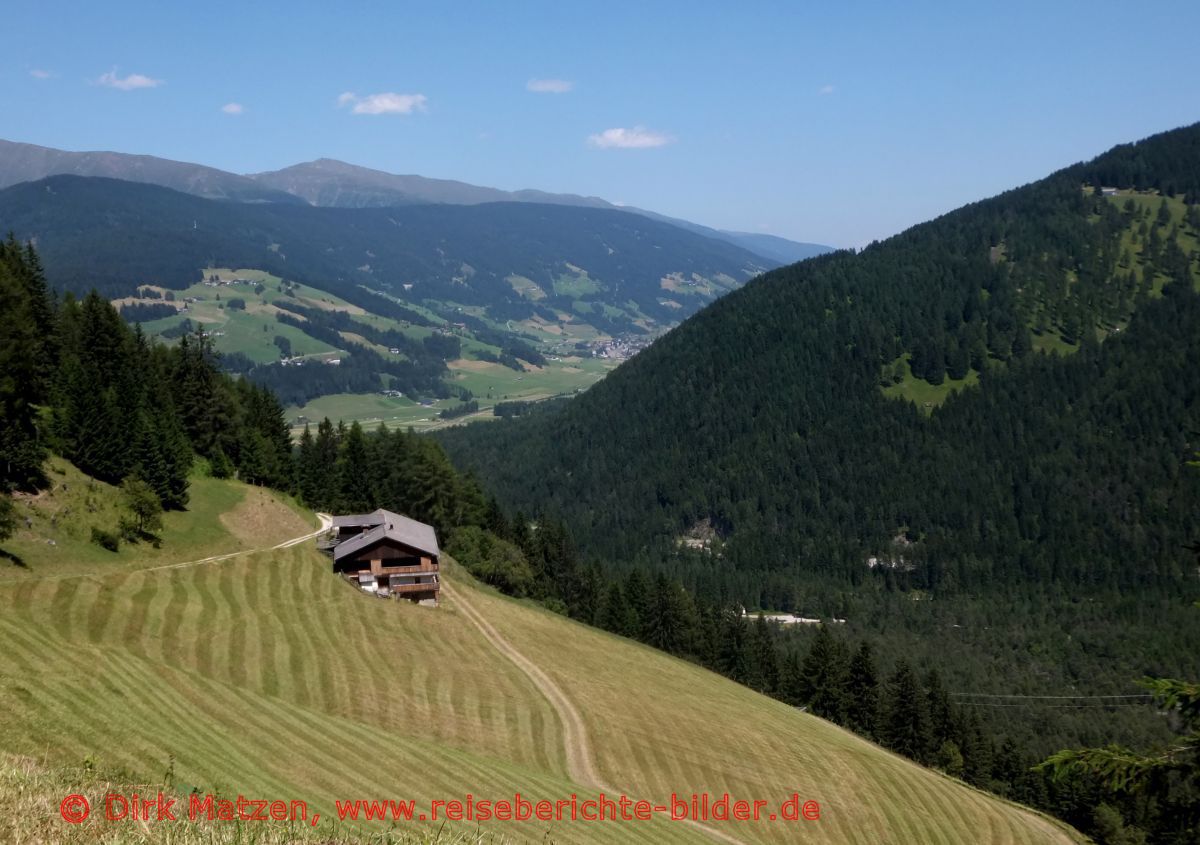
(337, 91), (427, 115)
(526, 78), (573, 94)
(95, 69), (163, 90)
(29, 69), (54, 80)
(587, 126), (674, 149)
(221, 102), (245, 115)
(818, 84), (835, 95)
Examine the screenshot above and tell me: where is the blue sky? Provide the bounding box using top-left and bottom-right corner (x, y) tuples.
(4, 0), (1198, 247)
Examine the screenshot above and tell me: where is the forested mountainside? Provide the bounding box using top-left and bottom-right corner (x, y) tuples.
(439, 122), (1200, 601)
(251, 159), (834, 262)
(437, 123), (1200, 791)
(0, 175), (766, 332)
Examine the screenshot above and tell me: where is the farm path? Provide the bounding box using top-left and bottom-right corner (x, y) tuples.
(442, 579), (747, 845)
(19, 512), (335, 585)
(142, 511), (333, 573)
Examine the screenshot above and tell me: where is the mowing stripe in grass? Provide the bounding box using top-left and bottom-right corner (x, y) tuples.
(0, 514), (1082, 845)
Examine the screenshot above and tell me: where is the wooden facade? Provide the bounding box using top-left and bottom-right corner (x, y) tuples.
(327, 510), (440, 605)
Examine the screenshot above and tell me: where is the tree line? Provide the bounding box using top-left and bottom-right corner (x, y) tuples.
(0, 238), (292, 546)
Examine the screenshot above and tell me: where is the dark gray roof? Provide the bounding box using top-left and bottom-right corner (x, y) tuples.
(333, 512), (388, 528)
(331, 509), (440, 561)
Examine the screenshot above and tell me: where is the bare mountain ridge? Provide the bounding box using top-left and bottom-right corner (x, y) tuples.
(0, 138), (301, 204)
(0, 139), (832, 264)
(250, 158), (833, 263)
(248, 157), (615, 209)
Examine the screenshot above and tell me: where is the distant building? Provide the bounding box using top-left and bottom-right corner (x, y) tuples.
(1100, 187), (1119, 196)
(324, 509), (440, 605)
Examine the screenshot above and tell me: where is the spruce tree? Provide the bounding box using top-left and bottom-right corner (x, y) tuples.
(0, 493), (14, 542)
(750, 613), (779, 694)
(0, 261), (45, 490)
(336, 421), (372, 513)
(716, 608), (751, 685)
(624, 568), (652, 637)
(925, 668), (957, 751)
(883, 659), (932, 762)
(312, 418), (339, 510)
(959, 709), (993, 788)
(778, 649), (805, 707)
(844, 641), (880, 738)
(801, 624), (847, 722)
(597, 581), (637, 637)
(295, 425), (319, 506)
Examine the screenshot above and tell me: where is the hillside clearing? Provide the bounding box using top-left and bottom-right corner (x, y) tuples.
(0, 473), (1083, 844)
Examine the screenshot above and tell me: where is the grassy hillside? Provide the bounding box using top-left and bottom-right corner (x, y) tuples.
(0, 468), (1080, 843)
(118, 268), (618, 432)
(0, 755), (478, 845)
(1, 457), (316, 579)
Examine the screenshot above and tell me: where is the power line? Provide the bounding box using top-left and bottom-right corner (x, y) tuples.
(957, 701), (1151, 709)
(950, 693), (1153, 700)
(950, 692), (1155, 709)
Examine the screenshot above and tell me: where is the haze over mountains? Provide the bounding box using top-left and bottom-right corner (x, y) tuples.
(0, 138), (300, 205)
(0, 174), (769, 327)
(0, 138), (832, 264)
(0, 153), (787, 419)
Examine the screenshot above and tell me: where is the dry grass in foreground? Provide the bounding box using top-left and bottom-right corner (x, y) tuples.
(0, 755), (510, 845)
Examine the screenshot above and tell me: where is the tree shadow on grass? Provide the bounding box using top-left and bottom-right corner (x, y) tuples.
(0, 548), (27, 568)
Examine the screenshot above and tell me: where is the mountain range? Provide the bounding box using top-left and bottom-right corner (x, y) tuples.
(0, 169), (784, 415)
(0, 174), (769, 327)
(0, 138), (832, 264)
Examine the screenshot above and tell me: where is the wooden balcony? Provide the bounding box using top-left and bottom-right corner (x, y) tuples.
(376, 562), (439, 576)
(390, 581), (440, 595)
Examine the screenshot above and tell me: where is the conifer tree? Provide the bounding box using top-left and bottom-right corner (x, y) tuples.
(801, 624), (847, 722)
(311, 418), (339, 510)
(52, 292), (140, 484)
(596, 580), (637, 637)
(925, 668), (957, 751)
(883, 658), (932, 762)
(716, 607), (751, 685)
(778, 649), (806, 707)
(483, 496), (510, 540)
(0, 260), (45, 491)
(750, 613), (779, 694)
(2, 235), (56, 400)
(624, 568), (651, 637)
(960, 709), (994, 788)
(0, 494), (14, 542)
(295, 424), (320, 506)
(336, 421), (372, 513)
(844, 641), (880, 738)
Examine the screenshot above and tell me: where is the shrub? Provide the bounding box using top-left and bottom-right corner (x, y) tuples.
(90, 527), (120, 552)
(446, 526), (535, 597)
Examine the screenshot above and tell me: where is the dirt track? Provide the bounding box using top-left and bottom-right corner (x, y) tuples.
(442, 579), (746, 845)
